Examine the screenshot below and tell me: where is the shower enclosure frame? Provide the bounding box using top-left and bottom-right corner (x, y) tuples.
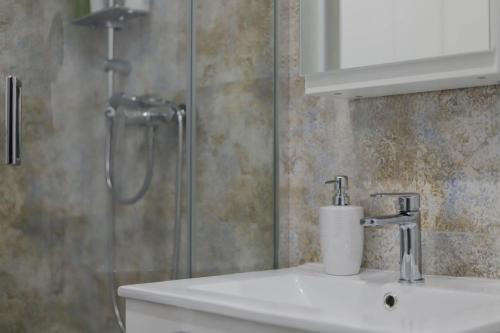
(186, 0), (196, 279)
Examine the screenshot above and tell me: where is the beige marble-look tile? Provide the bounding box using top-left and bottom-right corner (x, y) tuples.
(192, 77), (275, 277)
(279, 0), (500, 281)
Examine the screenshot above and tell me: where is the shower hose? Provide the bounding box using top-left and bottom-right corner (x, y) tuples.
(104, 106), (185, 332)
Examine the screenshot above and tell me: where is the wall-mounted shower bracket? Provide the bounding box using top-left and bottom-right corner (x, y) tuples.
(73, 6), (148, 28)
(105, 58), (131, 75)
(73, 1), (149, 96)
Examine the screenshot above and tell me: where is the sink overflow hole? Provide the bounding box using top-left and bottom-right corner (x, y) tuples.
(383, 293), (397, 311)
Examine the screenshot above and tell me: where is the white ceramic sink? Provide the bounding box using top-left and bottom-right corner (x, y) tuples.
(119, 264), (500, 333)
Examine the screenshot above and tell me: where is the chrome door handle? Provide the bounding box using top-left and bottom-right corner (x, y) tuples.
(5, 75), (22, 165)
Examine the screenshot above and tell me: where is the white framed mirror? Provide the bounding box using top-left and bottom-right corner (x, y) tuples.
(301, 0), (500, 98)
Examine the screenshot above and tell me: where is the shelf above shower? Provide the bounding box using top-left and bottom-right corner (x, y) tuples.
(73, 6), (148, 28)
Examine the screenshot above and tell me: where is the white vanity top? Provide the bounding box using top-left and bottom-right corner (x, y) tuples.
(119, 264), (500, 333)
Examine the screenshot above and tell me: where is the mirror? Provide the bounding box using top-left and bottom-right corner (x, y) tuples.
(300, 0), (491, 75)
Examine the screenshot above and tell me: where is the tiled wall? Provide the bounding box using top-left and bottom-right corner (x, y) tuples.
(279, 1), (500, 279)
(191, 0), (275, 277)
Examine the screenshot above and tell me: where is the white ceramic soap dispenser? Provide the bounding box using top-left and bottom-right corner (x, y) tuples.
(320, 176), (364, 275)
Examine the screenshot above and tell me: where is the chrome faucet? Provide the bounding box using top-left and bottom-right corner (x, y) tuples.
(360, 193), (424, 283)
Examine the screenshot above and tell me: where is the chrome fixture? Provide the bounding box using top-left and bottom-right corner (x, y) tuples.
(325, 175), (350, 206)
(5, 75), (22, 166)
(104, 95), (185, 333)
(360, 193), (424, 283)
(105, 93), (184, 205)
(105, 92), (185, 318)
(111, 93), (182, 111)
(104, 58), (131, 75)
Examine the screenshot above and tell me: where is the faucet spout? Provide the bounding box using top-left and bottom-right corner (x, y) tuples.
(361, 193), (424, 283)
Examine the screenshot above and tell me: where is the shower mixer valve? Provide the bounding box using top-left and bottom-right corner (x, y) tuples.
(107, 93), (183, 126)
(104, 92), (185, 205)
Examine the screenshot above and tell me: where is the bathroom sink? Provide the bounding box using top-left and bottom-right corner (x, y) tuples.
(119, 264), (500, 333)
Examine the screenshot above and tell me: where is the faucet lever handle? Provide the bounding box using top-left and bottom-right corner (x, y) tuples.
(371, 192), (420, 212)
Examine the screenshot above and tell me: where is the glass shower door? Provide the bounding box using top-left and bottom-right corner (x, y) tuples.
(190, 0), (276, 277)
(1, 1), (189, 332)
(0, 1), (276, 332)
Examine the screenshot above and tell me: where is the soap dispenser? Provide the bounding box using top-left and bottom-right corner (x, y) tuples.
(320, 176), (364, 275)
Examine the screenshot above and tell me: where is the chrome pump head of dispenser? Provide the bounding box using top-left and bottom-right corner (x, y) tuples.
(325, 176), (350, 206)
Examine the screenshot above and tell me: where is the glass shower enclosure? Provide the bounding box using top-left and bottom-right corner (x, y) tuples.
(0, 0), (276, 332)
